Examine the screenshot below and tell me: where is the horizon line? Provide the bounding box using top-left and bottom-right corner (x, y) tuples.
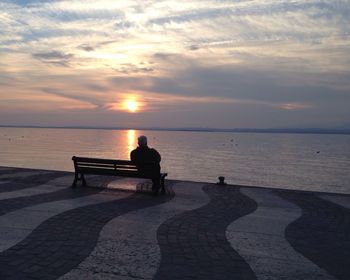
(1, 125), (350, 135)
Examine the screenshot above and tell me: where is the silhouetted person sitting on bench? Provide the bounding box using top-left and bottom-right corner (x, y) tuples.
(130, 135), (161, 194)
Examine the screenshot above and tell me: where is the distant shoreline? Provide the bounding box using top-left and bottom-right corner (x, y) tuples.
(1, 125), (350, 135)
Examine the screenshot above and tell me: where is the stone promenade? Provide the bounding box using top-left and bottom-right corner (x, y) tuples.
(0, 166), (349, 279)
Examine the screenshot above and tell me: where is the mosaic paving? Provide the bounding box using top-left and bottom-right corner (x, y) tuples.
(0, 167), (349, 280)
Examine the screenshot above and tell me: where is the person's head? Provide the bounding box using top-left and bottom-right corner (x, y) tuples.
(137, 135), (148, 147)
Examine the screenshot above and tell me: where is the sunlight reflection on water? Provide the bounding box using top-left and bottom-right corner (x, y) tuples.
(127, 129), (135, 156)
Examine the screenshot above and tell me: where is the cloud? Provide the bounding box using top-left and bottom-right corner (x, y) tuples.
(114, 20), (135, 30)
(109, 58), (350, 110)
(113, 63), (154, 75)
(277, 102), (312, 110)
(39, 87), (101, 108)
(32, 51), (72, 60)
(187, 45), (200, 51)
(32, 51), (73, 66)
(78, 44), (94, 52)
(2, 0), (349, 71)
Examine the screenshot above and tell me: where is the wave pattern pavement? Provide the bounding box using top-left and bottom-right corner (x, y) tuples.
(154, 185), (258, 280)
(0, 168), (348, 280)
(227, 188), (334, 279)
(278, 191), (350, 280)
(60, 181), (204, 280)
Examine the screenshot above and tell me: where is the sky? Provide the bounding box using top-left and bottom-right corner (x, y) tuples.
(0, 0), (350, 129)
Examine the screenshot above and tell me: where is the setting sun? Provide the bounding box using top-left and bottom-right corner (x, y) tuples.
(106, 97), (143, 113)
(124, 100), (139, 113)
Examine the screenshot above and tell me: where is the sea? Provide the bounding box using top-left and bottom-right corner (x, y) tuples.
(0, 127), (349, 194)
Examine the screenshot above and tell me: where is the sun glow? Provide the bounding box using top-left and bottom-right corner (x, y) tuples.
(106, 97), (143, 113)
(124, 99), (139, 113)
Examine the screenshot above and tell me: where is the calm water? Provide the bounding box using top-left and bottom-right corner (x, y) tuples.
(0, 127), (349, 194)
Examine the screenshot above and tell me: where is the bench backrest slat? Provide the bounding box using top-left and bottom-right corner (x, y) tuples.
(73, 156), (139, 173)
(76, 163), (115, 168)
(73, 156), (132, 165)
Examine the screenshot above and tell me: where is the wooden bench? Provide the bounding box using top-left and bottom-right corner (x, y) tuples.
(71, 156), (167, 194)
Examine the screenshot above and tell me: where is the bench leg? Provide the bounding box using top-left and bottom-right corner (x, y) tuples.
(71, 172), (78, 188)
(72, 172), (87, 188)
(81, 173), (87, 187)
(160, 176), (166, 194)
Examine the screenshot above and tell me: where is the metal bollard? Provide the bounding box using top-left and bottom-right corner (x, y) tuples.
(217, 176), (226, 185)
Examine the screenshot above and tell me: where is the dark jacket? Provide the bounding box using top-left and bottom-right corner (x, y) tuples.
(130, 146), (161, 172)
